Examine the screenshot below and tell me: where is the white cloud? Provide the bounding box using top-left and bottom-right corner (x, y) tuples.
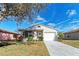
(56, 19), (78, 28)
(48, 23), (56, 26)
(56, 19), (71, 25)
(66, 10), (70, 14)
(60, 24), (79, 32)
(70, 10), (76, 16)
(66, 9), (77, 17)
(36, 16), (44, 20)
(36, 15), (47, 22)
(68, 25), (79, 31)
(70, 20), (79, 23)
(57, 19), (79, 32)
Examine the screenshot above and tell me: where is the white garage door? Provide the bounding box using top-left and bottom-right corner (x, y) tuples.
(43, 32), (56, 41)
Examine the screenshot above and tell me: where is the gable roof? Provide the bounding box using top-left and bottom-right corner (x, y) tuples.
(64, 29), (79, 34)
(0, 29), (18, 34)
(30, 24), (57, 31)
(18, 24), (57, 31)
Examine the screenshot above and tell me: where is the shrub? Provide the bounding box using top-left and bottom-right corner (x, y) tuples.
(58, 32), (64, 39)
(27, 36), (33, 45)
(28, 36), (33, 41)
(39, 37), (43, 41)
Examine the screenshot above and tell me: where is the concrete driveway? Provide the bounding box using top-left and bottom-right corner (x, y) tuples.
(44, 41), (79, 56)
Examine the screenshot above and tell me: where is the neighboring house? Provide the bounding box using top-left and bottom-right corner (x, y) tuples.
(19, 24), (58, 41)
(0, 29), (21, 41)
(64, 29), (79, 39)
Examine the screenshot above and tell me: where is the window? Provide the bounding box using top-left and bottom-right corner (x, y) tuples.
(13, 34), (17, 38)
(38, 32), (42, 37)
(38, 26), (40, 27)
(67, 35), (70, 38)
(28, 32), (33, 37)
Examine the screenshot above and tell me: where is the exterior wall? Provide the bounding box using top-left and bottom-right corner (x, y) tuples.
(20, 25), (58, 41)
(0, 32), (19, 41)
(31, 25), (58, 41)
(9, 34), (15, 40)
(64, 32), (79, 39)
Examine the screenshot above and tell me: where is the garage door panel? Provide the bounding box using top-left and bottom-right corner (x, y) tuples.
(43, 33), (56, 41)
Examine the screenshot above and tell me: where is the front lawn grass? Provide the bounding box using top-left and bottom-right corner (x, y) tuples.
(60, 40), (79, 48)
(0, 41), (49, 56)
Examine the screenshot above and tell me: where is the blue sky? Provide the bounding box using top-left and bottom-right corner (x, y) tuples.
(1, 3), (79, 32)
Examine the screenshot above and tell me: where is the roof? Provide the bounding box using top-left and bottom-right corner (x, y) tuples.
(19, 24), (57, 31)
(18, 29), (43, 32)
(64, 29), (79, 34)
(0, 29), (19, 34)
(31, 24), (56, 30)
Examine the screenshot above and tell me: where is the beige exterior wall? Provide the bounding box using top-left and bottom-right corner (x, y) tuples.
(31, 25), (58, 41)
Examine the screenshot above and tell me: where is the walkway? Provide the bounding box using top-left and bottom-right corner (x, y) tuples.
(44, 41), (79, 56)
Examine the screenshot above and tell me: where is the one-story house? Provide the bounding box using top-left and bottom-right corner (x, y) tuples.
(19, 24), (58, 41)
(0, 29), (21, 41)
(64, 29), (79, 39)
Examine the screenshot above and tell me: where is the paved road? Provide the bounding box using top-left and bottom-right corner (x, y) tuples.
(44, 41), (79, 56)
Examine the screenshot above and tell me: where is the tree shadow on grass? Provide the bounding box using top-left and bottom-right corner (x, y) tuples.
(0, 41), (20, 47)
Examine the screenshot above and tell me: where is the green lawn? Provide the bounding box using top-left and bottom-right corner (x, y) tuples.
(0, 41), (49, 56)
(60, 40), (79, 48)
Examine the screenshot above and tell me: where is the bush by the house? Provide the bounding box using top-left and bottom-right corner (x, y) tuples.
(39, 37), (43, 41)
(58, 32), (64, 41)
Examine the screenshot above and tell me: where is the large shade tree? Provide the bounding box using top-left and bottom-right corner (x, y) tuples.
(0, 3), (47, 43)
(0, 3), (47, 23)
